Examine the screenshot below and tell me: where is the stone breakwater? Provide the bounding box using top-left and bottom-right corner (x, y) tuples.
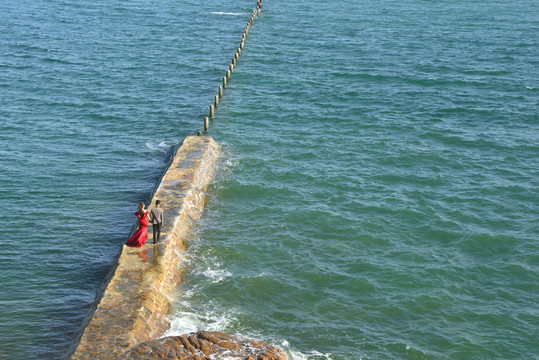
(70, 136), (221, 360)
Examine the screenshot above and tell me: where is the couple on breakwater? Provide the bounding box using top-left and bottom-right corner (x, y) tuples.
(125, 200), (164, 247)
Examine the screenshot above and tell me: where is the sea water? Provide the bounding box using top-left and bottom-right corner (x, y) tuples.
(0, 0), (537, 359)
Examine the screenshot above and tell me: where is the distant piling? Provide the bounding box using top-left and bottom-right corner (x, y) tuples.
(199, 1), (261, 134)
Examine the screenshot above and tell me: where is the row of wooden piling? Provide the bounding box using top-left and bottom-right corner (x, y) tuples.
(198, 1), (262, 136)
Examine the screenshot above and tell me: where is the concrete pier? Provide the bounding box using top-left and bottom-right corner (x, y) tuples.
(70, 136), (221, 359)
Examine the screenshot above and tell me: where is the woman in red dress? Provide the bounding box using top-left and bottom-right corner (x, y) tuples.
(125, 202), (150, 247)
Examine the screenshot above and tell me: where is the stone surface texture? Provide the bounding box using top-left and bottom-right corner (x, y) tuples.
(70, 136), (221, 360)
(116, 331), (287, 360)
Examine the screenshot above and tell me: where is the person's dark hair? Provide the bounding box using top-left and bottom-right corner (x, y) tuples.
(156, 200), (161, 205)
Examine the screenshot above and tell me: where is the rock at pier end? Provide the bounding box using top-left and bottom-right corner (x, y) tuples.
(116, 331), (287, 360)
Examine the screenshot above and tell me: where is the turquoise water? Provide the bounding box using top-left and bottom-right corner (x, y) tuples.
(1, 0), (538, 359)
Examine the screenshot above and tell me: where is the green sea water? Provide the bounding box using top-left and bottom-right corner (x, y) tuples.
(0, 0), (538, 359)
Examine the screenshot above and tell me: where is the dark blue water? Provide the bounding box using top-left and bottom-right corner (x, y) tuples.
(1, 0), (538, 359)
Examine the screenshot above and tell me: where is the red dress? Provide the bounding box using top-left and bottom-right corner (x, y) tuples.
(125, 211), (149, 247)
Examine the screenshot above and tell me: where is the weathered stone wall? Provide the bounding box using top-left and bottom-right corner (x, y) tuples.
(69, 136), (221, 360)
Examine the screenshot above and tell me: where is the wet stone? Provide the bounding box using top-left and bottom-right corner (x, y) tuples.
(116, 332), (287, 360)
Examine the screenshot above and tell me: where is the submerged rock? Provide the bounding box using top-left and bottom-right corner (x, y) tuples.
(116, 331), (287, 360)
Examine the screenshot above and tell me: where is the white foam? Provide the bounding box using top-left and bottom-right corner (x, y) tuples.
(145, 140), (169, 153)
(164, 294), (236, 337)
(278, 340), (335, 360)
(201, 266), (232, 282)
(166, 308), (234, 335)
(211, 11), (249, 16)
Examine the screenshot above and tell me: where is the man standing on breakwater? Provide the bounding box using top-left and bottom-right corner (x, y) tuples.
(149, 200), (164, 244)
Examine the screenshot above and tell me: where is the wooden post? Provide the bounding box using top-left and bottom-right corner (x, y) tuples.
(197, 131), (202, 136)
(229, 64), (234, 73)
(223, 76), (227, 88)
(214, 95), (219, 109)
(238, 47), (242, 55)
(226, 69), (231, 79)
(210, 104), (214, 118)
(219, 85), (223, 98)
(204, 117), (209, 132)
(232, 58), (236, 68)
